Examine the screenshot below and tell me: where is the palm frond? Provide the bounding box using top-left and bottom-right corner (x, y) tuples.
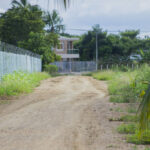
(138, 84), (150, 134)
(56, 0), (70, 9)
(11, 0), (22, 7)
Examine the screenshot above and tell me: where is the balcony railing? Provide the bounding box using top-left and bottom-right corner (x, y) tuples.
(67, 49), (79, 54)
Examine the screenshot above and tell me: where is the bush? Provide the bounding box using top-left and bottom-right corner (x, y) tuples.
(44, 64), (58, 75)
(0, 71), (50, 96)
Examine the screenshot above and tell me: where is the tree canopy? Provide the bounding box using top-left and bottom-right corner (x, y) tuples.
(75, 26), (149, 63)
(0, 0), (64, 66)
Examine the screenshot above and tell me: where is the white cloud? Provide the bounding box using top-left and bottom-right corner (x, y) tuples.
(1, 0), (150, 34)
(0, 8), (5, 13)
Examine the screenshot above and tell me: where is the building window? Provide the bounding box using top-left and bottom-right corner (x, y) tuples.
(67, 41), (73, 50)
(60, 41), (64, 50)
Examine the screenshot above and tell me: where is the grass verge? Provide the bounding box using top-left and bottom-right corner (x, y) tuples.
(117, 123), (137, 134)
(0, 71), (50, 97)
(90, 64), (150, 146)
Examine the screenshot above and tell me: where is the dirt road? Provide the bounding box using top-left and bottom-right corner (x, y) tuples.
(0, 76), (144, 150)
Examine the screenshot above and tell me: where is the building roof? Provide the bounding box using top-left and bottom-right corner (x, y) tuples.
(59, 36), (79, 41)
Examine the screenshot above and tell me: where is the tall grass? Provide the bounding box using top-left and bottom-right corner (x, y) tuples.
(93, 65), (150, 103)
(0, 71), (50, 96)
(92, 70), (116, 81)
(91, 64), (150, 144)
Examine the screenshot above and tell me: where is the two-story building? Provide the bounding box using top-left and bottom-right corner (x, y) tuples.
(54, 36), (80, 61)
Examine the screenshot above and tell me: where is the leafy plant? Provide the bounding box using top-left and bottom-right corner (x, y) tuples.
(44, 64), (58, 75)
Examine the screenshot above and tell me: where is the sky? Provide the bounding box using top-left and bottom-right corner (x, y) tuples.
(1, 0), (150, 36)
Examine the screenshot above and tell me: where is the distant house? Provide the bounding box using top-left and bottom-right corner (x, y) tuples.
(54, 36), (80, 61)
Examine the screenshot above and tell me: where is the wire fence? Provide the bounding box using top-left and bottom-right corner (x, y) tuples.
(0, 41), (42, 78)
(51, 61), (145, 73)
(51, 61), (96, 73)
(98, 63), (141, 70)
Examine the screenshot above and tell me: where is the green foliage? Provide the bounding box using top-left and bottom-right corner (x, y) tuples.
(0, 71), (50, 96)
(127, 131), (150, 144)
(44, 65), (58, 75)
(114, 107), (124, 112)
(0, 0), (63, 66)
(92, 70), (115, 81)
(89, 65), (149, 102)
(82, 72), (93, 76)
(120, 30), (140, 39)
(117, 123), (137, 134)
(18, 32), (61, 65)
(75, 26), (144, 62)
(120, 115), (139, 122)
(92, 64), (150, 145)
(0, 4), (44, 45)
(110, 95), (128, 103)
(43, 10), (65, 33)
(127, 107), (137, 114)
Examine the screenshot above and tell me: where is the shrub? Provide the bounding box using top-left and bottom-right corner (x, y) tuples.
(44, 64), (58, 75)
(0, 71), (50, 96)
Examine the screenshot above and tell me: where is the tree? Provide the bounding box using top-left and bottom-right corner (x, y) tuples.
(56, 0), (70, 9)
(12, 0), (29, 8)
(75, 26), (143, 63)
(43, 10), (65, 33)
(0, 0), (62, 66)
(18, 32), (61, 65)
(120, 30), (140, 39)
(0, 3), (44, 45)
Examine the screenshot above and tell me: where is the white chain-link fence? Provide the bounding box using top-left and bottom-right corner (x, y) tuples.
(51, 61), (96, 73)
(0, 41), (42, 78)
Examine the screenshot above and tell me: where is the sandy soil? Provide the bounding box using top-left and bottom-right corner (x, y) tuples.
(0, 76), (146, 150)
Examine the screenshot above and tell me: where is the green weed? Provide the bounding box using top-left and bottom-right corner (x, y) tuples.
(117, 123), (137, 134)
(92, 70), (115, 81)
(120, 115), (139, 122)
(0, 71), (50, 96)
(127, 131), (150, 144)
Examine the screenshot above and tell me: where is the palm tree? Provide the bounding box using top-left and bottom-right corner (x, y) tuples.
(138, 84), (150, 134)
(44, 10), (65, 33)
(56, 0), (70, 9)
(12, 0), (30, 8)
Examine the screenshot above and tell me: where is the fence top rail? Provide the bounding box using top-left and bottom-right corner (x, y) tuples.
(0, 41), (41, 58)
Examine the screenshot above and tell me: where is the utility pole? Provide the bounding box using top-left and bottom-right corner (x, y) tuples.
(96, 32), (98, 71)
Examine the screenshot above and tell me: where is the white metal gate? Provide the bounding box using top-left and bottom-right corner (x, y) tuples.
(51, 61), (96, 73)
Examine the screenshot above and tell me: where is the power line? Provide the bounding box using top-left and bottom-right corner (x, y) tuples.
(65, 28), (150, 33)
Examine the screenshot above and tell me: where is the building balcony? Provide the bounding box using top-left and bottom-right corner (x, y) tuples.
(58, 53), (80, 59)
(67, 49), (79, 54)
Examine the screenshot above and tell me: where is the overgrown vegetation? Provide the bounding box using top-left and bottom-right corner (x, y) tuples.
(0, 71), (50, 96)
(75, 25), (150, 63)
(91, 64), (150, 145)
(44, 64), (58, 75)
(0, 0), (63, 66)
(117, 123), (137, 134)
(92, 70), (115, 81)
